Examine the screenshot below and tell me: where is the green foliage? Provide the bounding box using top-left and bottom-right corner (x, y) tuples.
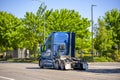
(94, 9), (120, 61)
(22, 4), (48, 58)
(104, 9), (120, 53)
(94, 18), (114, 56)
(0, 11), (24, 50)
(113, 50), (120, 62)
(23, 4), (47, 49)
(94, 57), (114, 62)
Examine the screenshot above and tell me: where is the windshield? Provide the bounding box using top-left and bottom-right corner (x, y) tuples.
(58, 44), (66, 55)
(59, 50), (65, 55)
(54, 32), (69, 56)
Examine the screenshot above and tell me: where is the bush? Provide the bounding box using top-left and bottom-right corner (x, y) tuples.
(106, 57), (114, 62)
(94, 57), (107, 62)
(93, 57), (114, 62)
(83, 56), (93, 62)
(30, 53), (40, 60)
(113, 50), (120, 62)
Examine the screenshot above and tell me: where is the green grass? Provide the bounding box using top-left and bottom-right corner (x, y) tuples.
(0, 58), (6, 61)
(94, 57), (114, 62)
(82, 56), (114, 62)
(7, 58), (38, 63)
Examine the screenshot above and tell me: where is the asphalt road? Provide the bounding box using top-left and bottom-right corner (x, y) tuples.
(0, 62), (120, 80)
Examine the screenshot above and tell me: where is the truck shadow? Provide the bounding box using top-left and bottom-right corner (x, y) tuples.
(26, 67), (120, 73)
(26, 67), (56, 70)
(26, 67), (69, 71)
(85, 68), (120, 73)
(26, 67), (40, 69)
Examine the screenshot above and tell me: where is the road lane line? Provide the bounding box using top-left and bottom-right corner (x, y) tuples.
(0, 76), (15, 80)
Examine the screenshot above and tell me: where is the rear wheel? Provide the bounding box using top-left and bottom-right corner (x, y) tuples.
(55, 61), (60, 70)
(60, 61), (65, 70)
(80, 62), (88, 70)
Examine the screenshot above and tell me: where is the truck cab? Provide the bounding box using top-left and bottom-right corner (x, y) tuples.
(39, 32), (88, 70)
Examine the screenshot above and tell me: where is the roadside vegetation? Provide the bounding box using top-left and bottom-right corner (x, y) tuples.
(0, 4), (120, 62)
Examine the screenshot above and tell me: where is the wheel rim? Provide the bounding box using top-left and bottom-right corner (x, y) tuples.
(60, 63), (65, 70)
(55, 62), (59, 69)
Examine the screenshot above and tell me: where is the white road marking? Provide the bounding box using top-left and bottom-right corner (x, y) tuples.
(0, 76), (15, 80)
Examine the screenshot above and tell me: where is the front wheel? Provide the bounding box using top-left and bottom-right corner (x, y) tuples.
(39, 60), (43, 68)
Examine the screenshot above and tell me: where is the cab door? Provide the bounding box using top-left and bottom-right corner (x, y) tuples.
(41, 49), (54, 68)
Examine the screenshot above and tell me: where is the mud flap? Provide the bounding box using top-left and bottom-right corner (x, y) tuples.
(65, 63), (72, 70)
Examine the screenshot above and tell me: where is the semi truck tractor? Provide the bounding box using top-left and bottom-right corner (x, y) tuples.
(39, 32), (88, 70)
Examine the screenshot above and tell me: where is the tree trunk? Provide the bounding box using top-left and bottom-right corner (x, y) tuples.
(33, 44), (37, 60)
(118, 43), (120, 54)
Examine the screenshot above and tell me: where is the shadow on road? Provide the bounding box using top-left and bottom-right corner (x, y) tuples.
(26, 67), (40, 69)
(25, 67), (67, 71)
(26, 67), (54, 70)
(86, 68), (120, 73)
(26, 67), (120, 73)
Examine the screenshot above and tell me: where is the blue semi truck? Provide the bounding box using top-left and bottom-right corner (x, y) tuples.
(39, 32), (88, 70)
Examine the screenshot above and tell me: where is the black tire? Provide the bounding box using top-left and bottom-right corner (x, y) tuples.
(55, 61), (60, 70)
(60, 61), (65, 70)
(80, 63), (88, 70)
(39, 60), (43, 68)
(80, 63), (84, 70)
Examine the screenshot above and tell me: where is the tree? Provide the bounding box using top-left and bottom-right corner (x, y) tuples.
(94, 18), (113, 56)
(0, 11), (24, 50)
(103, 9), (120, 61)
(104, 9), (120, 53)
(94, 9), (120, 61)
(23, 4), (48, 59)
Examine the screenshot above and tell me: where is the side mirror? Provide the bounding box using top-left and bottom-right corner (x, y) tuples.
(40, 45), (42, 52)
(41, 45), (46, 52)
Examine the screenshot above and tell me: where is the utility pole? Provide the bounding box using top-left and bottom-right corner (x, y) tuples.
(91, 4), (96, 61)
